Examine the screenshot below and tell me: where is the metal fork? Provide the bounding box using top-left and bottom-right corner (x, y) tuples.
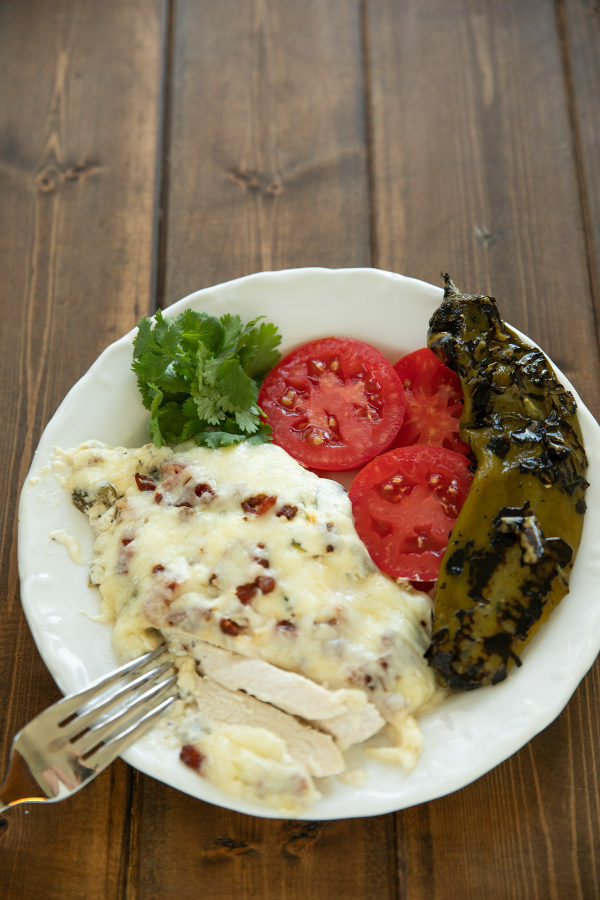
(0, 644), (178, 816)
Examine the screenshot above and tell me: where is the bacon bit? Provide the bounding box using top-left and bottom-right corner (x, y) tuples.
(241, 494), (277, 515)
(121, 536), (134, 546)
(254, 555), (270, 568)
(152, 564), (165, 574)
(154, 492), (163, 504)
(276, 619), (296, 632)
(276, 504), (298, 520)
(220, 618), (243, 636)
(236, 574), (276, 604)
(256, 575), (276, 594)
(326, 544), (334, 553)
(175, 500), (192, 508)
(134, 473), (156, 492)
(194, 482), (215, 499)
(167, 581), (178, 592)
(236, 582), (258, 605)
(180, 744), (205, 773)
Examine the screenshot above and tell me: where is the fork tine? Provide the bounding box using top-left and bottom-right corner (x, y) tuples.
(47, 645), (167, 724)
(56, 661), (175, 742)
(79, 684), (178, 773)
(74, 671), (178, 758)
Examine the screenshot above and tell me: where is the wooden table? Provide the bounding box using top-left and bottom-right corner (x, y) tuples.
(1, 1), (599, 896)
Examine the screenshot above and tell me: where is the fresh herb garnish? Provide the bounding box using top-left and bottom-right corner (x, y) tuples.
(132, 309), (282, 448)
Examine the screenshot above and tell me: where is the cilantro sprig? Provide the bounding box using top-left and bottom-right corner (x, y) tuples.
(132, 309), (281, 448)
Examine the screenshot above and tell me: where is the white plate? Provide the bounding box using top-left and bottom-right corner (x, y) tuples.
(18, 267), (600, 819)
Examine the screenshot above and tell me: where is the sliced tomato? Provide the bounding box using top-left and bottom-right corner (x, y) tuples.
(348, 445), (473, 581)
(258, 337), (405, 471)
(391, 347), (469, 456)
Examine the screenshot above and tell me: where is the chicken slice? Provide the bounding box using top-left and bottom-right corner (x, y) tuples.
(169, 635), (385, 750)
(176, 659), (345, 778)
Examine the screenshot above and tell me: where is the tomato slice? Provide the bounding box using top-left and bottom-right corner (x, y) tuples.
(391, 347), (469, 456)
(348, 446), (473, 581)
(258, 337), (405, 471)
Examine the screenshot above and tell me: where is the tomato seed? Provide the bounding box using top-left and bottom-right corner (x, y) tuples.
(280, 389), (296, 407)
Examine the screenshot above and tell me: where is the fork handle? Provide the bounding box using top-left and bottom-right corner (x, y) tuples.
(0, 749), (46, 814)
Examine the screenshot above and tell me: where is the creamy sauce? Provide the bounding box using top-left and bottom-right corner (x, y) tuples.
(56, 440), (441, 814)
(49, 529), (88, 566)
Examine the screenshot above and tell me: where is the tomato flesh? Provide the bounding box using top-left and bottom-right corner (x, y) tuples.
(391, 347), (469, 456)
(349, 445), (473, 581)
(258, 337), (405, 471)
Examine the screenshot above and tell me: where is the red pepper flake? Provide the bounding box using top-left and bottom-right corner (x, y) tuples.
(180, 744), (205, 773)
(154, 492), (163, 504)
(121, 536), (134, 546)
(152, 564), (165, 574)
(256, 575), (276, 594)
(134, 473), (156, 492)
(236, 582), (258, 605)
(276, 504), (298, 520)
(194, 482), (215, 499)
(276, 619), (296, 632)
(326, 544), (334, 553)
(220, 617), (243, 636)
(175, 500), (192, 508)
(241, 494), (277, 516)
(254, 556), (270, 568)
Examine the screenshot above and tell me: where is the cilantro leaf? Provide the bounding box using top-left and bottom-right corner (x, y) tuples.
(132, 308), (281, 448)
(238, 321), (282, 378)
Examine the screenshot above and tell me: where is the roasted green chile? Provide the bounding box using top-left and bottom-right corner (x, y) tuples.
(426, 276), (588, 690)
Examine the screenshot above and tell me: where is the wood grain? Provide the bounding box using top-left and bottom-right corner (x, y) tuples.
(562, 0), (600, 319)
(366, 1), (600, 896)
(158, 0), (371, 307)
(0, 0), (164, 896)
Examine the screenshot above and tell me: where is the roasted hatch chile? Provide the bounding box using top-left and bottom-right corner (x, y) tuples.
(426, 275), (588, 690)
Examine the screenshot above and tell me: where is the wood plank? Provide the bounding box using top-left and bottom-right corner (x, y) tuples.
(366, 0), (600, 896)
(0, 0), (164, 895)
(134, 2), (394, 897)
(562, 0), (600, 332)
(159, 0), (371, 306)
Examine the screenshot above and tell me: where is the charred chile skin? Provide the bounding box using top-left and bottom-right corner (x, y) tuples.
(426, 275), (588, 690)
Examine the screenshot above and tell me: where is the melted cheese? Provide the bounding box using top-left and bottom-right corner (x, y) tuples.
(56, 440), (441, 813)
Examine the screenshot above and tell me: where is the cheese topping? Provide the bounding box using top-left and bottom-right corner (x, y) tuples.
(56, 440), (441, 814)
